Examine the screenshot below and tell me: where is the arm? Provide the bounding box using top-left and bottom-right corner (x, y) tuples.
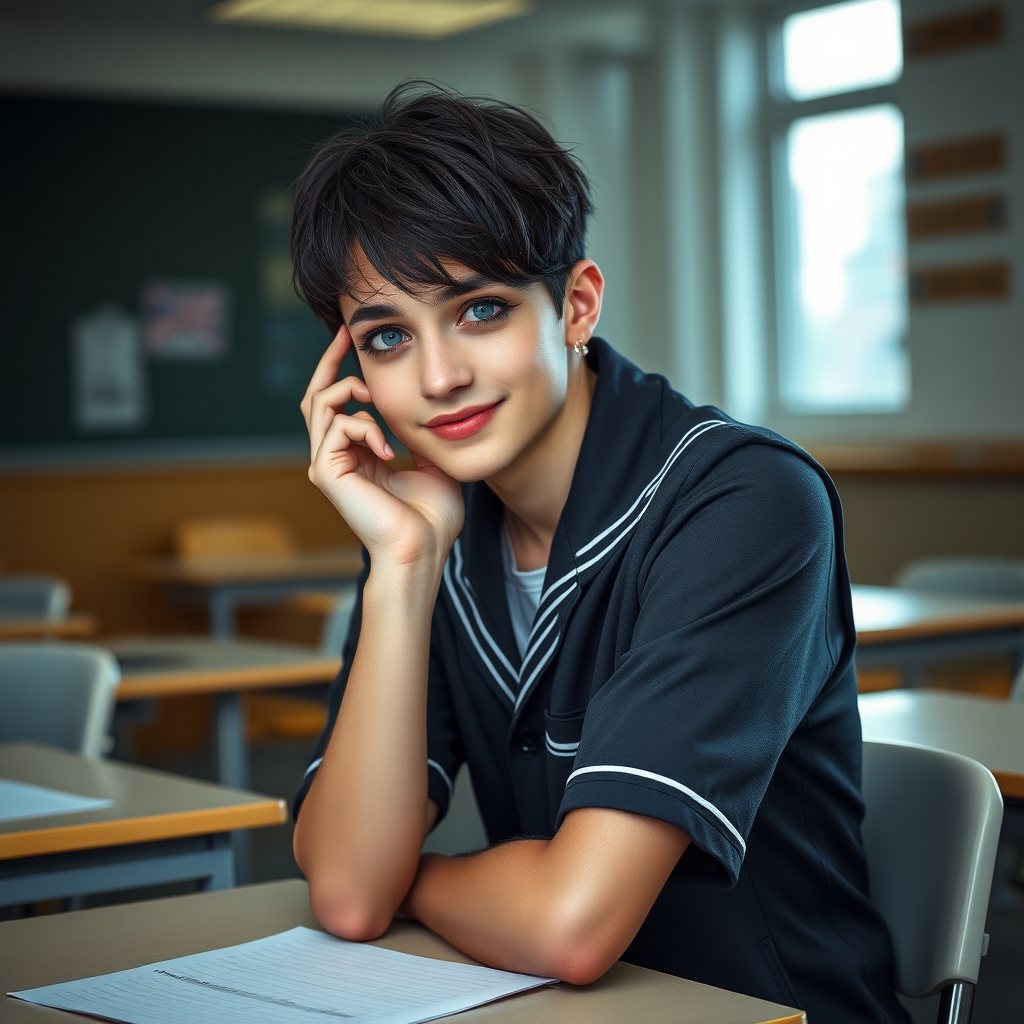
(292, 329), (462, 940)
(404, 806), (690, 985)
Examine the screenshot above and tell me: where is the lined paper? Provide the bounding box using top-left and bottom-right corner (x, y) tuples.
(10, 925), (554, 1024)
(0, 778), (112, 823)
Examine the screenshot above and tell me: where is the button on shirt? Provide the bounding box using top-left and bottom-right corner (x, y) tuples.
(296, 340), (907, 1024)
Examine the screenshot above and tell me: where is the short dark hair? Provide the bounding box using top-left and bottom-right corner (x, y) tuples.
(290, 82), (593, 333)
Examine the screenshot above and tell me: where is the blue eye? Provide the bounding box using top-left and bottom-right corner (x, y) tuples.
(464, 301), (500, 322)
(369, 327), (408, 351)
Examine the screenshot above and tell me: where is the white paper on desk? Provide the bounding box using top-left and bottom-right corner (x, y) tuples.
(9, 925), (555, 1024)
(0, 779), (113, 823)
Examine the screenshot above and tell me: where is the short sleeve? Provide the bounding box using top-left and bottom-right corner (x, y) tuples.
(557, 445), (845, 886)
(292, 549), (465, 827)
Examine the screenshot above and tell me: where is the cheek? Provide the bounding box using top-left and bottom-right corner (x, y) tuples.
(360, 367), (415, 439)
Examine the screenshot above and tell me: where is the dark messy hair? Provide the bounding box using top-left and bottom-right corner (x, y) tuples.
(290, 82), (594, 333)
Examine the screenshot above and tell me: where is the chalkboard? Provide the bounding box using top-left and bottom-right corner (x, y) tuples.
(0, 94), (362, 452)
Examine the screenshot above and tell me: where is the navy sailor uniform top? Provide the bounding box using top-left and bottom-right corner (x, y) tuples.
(296, 339), (907, 1024)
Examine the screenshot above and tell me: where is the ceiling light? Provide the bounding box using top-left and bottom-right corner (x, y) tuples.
(208, 0), (532, 38)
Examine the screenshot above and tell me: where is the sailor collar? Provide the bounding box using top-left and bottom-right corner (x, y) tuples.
(440, 339), (729, 716)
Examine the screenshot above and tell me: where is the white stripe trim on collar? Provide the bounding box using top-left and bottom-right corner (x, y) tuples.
(565, 763), (746, 854)
(444, 556), (516, 703)
(303, 756), (323, 779)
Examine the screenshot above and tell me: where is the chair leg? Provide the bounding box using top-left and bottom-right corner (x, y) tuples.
(937, 982), (974, 1024)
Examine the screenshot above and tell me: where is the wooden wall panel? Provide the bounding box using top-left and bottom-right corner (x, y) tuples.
(904, 5), (1003, 59)
(907, 134), (1006, 181)
(0, 460), (355, 637)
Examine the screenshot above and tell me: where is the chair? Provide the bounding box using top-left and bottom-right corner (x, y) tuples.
(861, 740), (1003, 1024)
(0, 575), (72, 619)
(895, 557), (1024, 601)
(319, 584), (357, 656)
(0, 643), (120, 758)
(175, 516), (297, 561)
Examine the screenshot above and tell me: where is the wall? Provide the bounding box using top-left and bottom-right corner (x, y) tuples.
(0, 459), (355, 637)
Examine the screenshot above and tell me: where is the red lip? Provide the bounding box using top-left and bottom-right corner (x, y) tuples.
(425, 402), (502, 440)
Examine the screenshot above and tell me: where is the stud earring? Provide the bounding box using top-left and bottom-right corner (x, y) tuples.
(574, 338), (589, 357)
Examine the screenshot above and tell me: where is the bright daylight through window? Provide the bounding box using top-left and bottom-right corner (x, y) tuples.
(778, 0), (909, 413)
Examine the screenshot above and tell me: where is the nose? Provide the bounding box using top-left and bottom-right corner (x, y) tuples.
(418, 332), (473, 401)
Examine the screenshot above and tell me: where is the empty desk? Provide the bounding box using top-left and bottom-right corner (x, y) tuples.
(0, 742), (285, 908)
(0, 615), (97, 641)
(852, 584), (1024, 687)
(111, 636), (340, 789)
(131, 547), (363, 638)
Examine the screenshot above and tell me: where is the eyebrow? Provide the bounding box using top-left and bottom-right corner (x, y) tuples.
(345, 275), (502, 328)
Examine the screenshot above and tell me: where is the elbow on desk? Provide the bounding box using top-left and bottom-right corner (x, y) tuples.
(307, 879), (394, 943)
(531, 903), (622, 987)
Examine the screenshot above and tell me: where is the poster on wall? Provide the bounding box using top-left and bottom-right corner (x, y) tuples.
(142, 280), (230, 360)
(71, 304), (148, 432)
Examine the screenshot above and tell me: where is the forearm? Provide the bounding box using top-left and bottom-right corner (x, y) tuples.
(404, 808), (691, 985)
(294, 560), (442, 938)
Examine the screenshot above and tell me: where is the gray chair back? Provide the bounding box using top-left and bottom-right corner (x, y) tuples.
(861, 740), (1002, 1022)
(895, 557), (1024, 601)
(319, 584), (357, 657)
(0, 643), (120, 758)
(0, 575), (72, 619)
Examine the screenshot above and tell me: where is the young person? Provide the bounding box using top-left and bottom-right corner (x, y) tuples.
(290, 84), (907, 1023)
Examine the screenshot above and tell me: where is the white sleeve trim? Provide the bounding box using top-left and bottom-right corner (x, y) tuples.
(565, 764), (746, 854)
(303, 756), (323, 780)
(427, 758), (454, 802)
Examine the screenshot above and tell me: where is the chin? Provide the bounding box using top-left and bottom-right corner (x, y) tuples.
(418, 437), (519, 484)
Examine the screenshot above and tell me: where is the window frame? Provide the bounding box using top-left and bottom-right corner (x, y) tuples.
(761, 0), (910, 424)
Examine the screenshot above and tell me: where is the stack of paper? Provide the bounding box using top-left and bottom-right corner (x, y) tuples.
(10, 925), (554, 1024)
(0, 778), (112, 823)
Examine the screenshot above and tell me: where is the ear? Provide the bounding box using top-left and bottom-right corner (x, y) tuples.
(563, 260), (604, 349)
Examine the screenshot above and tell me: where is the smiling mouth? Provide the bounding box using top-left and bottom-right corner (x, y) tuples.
(425, 402), (503, 441)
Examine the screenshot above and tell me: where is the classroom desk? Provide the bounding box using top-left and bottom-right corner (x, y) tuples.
(0, 743), (285, 908)
(110, 636), (340, 789)
(859, 690), (1024, 837)
(0, 614), (97, 641)
(852, 584), (1024, 687)
(0, 878), (805, 1024)
(131, 547), (363, 638)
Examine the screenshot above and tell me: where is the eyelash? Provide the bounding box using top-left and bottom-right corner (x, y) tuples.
(357, 298), (516, 358)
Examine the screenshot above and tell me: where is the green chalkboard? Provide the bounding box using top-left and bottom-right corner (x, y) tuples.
(0, 94), (362, 450)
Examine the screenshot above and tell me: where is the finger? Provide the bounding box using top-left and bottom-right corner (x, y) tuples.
(351, 411), (396, 459)
(300, 325), (353, 427)
(309, 376), (373, 458)
(315, 411), (393, 468)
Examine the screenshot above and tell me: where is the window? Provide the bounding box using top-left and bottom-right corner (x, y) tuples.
(773, 0), (909, 413)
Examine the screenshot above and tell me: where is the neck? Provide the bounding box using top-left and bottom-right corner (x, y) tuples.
(486, 354), (596, 572)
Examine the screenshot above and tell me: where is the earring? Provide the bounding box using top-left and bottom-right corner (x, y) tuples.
(574, 338), (589, 357)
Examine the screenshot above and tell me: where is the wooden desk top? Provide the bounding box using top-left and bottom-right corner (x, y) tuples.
(131, 547), (364, 588)
(0, 879), (804, 1024)
(859, 690), (1024, 800)
(108, 636), (340, 700)
(0, 614), (96, 640)
(0, 743), (286, 860)
(852, 584), (1024, 645)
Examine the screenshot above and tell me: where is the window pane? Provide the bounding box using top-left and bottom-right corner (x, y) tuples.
(780, 104), (909, 412)
(783, 0), (903, 101)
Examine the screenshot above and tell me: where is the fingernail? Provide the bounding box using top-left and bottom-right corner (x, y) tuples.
(383, 443), (394, 457)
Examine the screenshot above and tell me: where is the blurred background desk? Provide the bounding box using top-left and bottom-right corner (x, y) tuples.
(0, 742), (285, 908)
(0, 878), (805, 1024)
(131, 547), (363, 638)
(853, 585), (1024, 688)
(0, 615), (96, 641)
(111, 637), (340, 788)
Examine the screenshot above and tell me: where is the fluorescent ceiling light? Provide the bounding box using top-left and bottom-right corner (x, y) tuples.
(208, 0), (532, 38)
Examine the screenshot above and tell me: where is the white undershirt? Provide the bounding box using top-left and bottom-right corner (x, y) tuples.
(500, 523), (546, 660)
